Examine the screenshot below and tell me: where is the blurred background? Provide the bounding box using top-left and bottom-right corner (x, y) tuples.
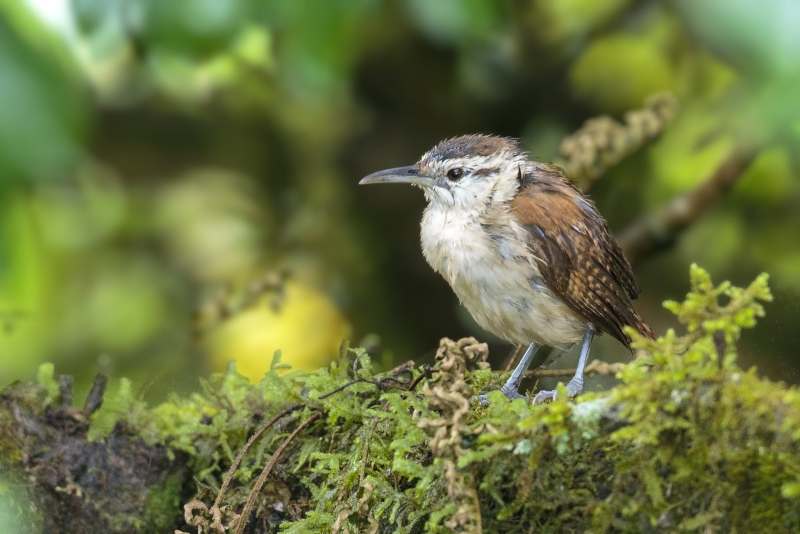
(1, 0), (799, 400)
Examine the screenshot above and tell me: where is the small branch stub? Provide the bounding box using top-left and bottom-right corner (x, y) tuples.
(82, 373), (108, 416)
(58, 375), (73, 406)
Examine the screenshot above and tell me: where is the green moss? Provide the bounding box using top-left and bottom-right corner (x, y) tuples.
(20, 264), (798, 532)
(35, 363), (59, 406)
(141, 473), (186, 532)
(0, 403), (22, 465)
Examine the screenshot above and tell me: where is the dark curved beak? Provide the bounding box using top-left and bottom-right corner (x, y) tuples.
(359, 165), (434, 187)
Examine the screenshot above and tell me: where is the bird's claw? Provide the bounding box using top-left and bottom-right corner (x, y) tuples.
(531, 380), (584, 405)
(531, 389), (557, 405)
(500, 382), (527, 401)
(471, 390), (527, 407)
(473, 394), (490, 407)
(473, 379), (584, 407)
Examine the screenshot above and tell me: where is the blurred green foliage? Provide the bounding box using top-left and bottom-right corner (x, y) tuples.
(1, 0), (799, 397)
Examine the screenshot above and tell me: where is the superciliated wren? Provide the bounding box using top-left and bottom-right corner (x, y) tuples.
(360, 134), (655, 404)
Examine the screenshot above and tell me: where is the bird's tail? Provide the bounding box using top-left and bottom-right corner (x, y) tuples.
(633, 313), (657, 341)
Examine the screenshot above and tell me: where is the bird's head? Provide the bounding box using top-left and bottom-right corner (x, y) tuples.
(360, 134), (528, 211)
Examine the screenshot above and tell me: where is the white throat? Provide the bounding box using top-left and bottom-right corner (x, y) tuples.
(417, 159), (585, 348)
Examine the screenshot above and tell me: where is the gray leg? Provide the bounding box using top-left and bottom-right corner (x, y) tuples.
(532, 326), (594, 405)
(500, 343), (538, 400)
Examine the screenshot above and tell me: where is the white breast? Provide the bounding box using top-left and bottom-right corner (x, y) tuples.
(420, 206), (586, 348)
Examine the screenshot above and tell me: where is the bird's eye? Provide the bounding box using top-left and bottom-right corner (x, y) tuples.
(447, 168), (463, 181)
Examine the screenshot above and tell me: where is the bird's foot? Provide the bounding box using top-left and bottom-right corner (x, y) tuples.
(531, 379), (583, 405)
(500, 381), (527, 401)
(471, 384), (529, 407)
(474, 394), (490, 407)
(473, 378), (584, 407)
(531, 389), (557, 405)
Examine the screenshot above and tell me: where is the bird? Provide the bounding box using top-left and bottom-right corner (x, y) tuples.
(360, 134), (655, 404)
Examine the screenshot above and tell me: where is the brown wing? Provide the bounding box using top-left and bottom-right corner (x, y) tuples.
(510, 164), (655, 348)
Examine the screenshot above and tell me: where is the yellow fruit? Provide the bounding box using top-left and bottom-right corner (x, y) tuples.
(206, 280), (350, 382)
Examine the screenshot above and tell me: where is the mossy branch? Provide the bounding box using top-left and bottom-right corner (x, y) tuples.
(554, 94), (758, 267)
(619, 147), (759, 264)
(556, 93), (678, 191)
(4, 266), (797, 533)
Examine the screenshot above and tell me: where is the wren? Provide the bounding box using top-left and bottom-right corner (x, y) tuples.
(360, 134), (654, 404)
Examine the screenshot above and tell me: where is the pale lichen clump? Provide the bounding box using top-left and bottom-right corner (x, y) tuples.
(4, 265), (798, 533)
(555, 92), (678, 190)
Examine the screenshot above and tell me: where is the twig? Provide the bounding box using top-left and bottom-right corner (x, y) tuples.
(58, 375), (73, 406)
(713, 330), (727, 370)
(387, 360), (416, 374)
(406, 365), (440, 392)
(193, 271), (286, 338)
(83, 373), (108, 416)
(213, 404), (302, 509)
(526, 368), (579, 378)
(318, 353), (416, 399)
(358, 418), (380, 488)
(317, 379), (363, 400)
(618, 147), (758, 264)
(525, 360), (623, 379)
(502, 344), (524, 372)
(713, 330), (727, 359)
(233, 412), (322, 534)
(185, 358), (440, 531)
